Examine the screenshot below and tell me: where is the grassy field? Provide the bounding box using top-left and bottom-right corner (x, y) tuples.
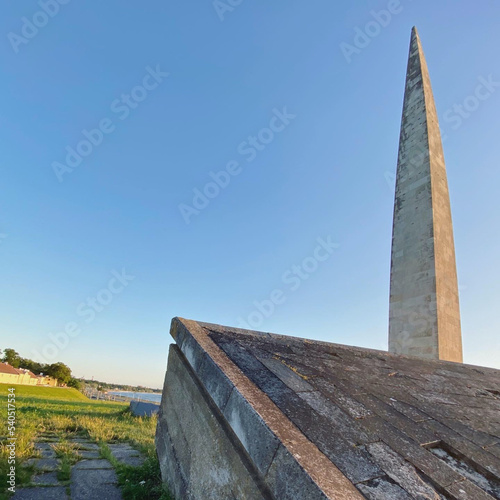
(0, 383), (170, 499)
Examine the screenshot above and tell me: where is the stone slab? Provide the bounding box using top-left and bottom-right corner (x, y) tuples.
(108, 443), (145, 466)
(73, 459), (113, 470)
(118, 455), (145, 467)
(12, 487), (69, 499)
(34, 443), (56, 458)
(79, 450), (101, 459)
(108, 443), (141, 457)
(265, 445), (329, 500)
(69, 439), (99, 451)
(31, 472), (60, 485)
(29, 458), (60, 471)
(223, 388), (280, 476)
(71, 468), (120, 499)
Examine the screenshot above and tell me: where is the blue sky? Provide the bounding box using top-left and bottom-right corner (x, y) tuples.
(1, 1), (499, 388)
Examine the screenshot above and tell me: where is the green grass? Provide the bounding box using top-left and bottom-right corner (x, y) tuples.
(100, 443), (172, 500)
(1, 384), (88, 401)
(0, 383), (171, 499)
(52, 441), (81, 481)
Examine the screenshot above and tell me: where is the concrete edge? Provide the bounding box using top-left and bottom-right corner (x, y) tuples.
(165, 344), (276, 499)
(193, 319), (500, 374)
(170, 317), (364, 500)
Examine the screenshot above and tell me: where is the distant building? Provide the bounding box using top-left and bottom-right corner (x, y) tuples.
(15, 367), (38, 386)
(0, 362), (22, 385)
(0, 362), (58, 387)
(37, 374), (59, 387)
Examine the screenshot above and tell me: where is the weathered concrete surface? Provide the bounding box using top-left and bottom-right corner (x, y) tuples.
(12, 487), (69, 499)
(158, 317), (500, 499)
(28, 458), (60, 471)
(70, 467), (121, 500)
(34, 443), (56, 458)
(156, 344), (273, 500)
(389, 27), (463, 362)
(70, 460), (120, 499)
(79, 450), (100, 459)
(31, 472), (59, 485)
(72, 459), (114, 470)
(130, 400), (160, 417)
(157, 318), (365, 499)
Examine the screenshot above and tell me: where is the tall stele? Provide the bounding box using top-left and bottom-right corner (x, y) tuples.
(389, 27), (463, 362)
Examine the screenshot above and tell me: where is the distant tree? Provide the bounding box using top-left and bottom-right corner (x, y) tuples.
(1, 348), (21, 368)
(19, 358), (46, 375)
(46, 362), (72, 384)
(67, 378), (82, 390)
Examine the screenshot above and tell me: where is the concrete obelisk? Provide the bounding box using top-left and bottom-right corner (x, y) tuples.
(389, 27), (463, 362)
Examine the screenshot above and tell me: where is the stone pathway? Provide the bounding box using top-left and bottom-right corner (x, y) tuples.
(13, 433), (146, 499)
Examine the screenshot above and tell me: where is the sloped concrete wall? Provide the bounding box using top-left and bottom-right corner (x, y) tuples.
(156, 318), (362, 500)
(155, 345), (272, 500)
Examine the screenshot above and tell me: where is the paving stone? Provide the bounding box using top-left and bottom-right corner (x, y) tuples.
(34, 443), (56, 459)
(31, 472), (60, 485)
(37, 437), (59, 443)
(108, 443), (140, 456)
(12, 486), (69, 499)
(30, 458), (60, 471)
(71, 468), (120, 499)
(108, 443), (145, 467)
(108, 443), (145, 466)
(78, 450), (101, 459)
(72, 442), (99, 451)
(73, 459), (113, 470)
(72, 482), (122, 499)
(118, 455), (145, 467)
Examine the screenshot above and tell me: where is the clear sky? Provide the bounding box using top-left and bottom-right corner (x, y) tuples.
(1, 1), (499, 388)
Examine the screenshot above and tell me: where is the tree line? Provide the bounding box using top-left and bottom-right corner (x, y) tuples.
(0, 348), (81, 389)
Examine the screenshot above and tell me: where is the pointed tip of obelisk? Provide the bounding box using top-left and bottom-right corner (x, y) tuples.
(409, 26), (423, 55)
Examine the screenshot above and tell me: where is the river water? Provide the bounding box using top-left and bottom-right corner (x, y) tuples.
(109, 391), (162, 403)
